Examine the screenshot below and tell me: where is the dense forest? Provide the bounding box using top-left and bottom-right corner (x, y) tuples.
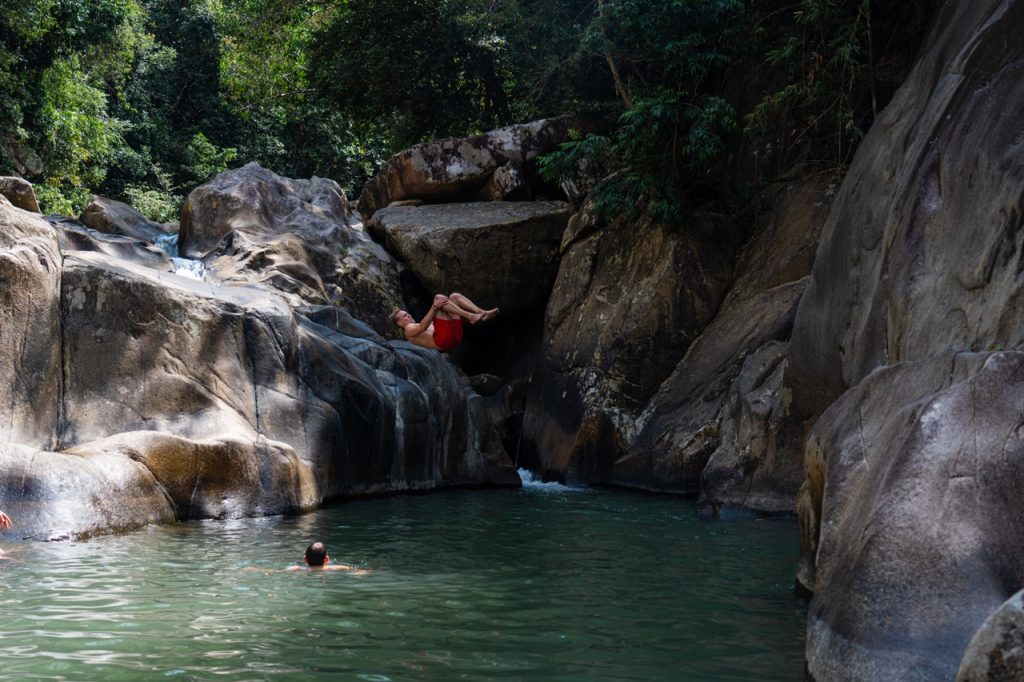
(1, 0), (931, 221)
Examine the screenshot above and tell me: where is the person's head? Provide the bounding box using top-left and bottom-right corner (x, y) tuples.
(304, 542), (329, 567)
(392, 308), (413, 329)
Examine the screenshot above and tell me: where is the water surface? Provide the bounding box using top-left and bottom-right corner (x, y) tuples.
(0, 477), (806, 680)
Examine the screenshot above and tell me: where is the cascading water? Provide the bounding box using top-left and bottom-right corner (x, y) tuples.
(516, 468), (576, 492)
(154, 233), (206, 281)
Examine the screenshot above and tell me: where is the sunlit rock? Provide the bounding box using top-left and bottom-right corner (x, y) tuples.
(180, 162), (402, 333)
(367, 201), (570, 315)
(356, 118), (571, 221)
(80, 195), (170, 242)
(0, 200), (62, 449)
(50, 215), (174, 272)
(0, 176), (40, 213)
(0, 442), (175, 541)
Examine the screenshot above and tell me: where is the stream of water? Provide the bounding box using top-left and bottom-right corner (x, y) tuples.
(0, 475), (806, 680)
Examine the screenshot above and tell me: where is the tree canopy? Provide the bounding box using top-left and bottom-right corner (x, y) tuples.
(0, 0), (934, 220)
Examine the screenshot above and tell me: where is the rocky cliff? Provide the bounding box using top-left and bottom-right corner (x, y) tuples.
(0, 166), (518, 540)
(784, 1), (1024, 678)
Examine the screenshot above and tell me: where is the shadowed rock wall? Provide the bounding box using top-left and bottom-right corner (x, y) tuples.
(784, 1), (1024, 678)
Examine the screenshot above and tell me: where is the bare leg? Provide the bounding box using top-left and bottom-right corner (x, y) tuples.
(437, 298), (484, 323)
(448, 292), (499, 322)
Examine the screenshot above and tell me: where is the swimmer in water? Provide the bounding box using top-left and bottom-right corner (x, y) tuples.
(288, 541), (364, 572)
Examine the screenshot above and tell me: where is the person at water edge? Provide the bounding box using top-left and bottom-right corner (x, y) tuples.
(392, 293), (499, 352)
(288, 541), (357, 572)
(0, 510), (10, 557)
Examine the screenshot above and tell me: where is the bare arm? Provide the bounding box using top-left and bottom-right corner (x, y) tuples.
(0, 511), (11, 529)
(403, 297), (449, 339)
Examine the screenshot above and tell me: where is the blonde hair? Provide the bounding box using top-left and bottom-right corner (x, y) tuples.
(391, 308), (403, 325)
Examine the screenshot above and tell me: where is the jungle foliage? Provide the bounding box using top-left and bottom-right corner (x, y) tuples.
(0, 0), (934, 219)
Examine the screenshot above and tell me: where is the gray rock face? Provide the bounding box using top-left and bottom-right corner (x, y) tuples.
(368, 201), (571, 315)
(356, 118), (571, 221)
(80, 195), (170, 242)
(785, 1), (1024, 677)
(0, 178), (517, 541)
(51, 216), (174, 272)
(615, 173), (835, 506)
(801, 352), (1024, 682)
(957, 590), (1024, 682)
(788, 0), (1024, 425)
(0, 176), (40, 213)
(180, 163), (403, 333)
(520, 205), (736, 482)
(0, 202), (62, 449)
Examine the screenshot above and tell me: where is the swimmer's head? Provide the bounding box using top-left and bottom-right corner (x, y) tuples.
(304, 541), (328, 567)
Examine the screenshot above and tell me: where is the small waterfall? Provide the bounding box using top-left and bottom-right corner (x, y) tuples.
(154, 233), (206, 281)
(517, 468), (575, 492)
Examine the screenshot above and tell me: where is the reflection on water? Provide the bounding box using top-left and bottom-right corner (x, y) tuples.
(0, 486), (806, 680)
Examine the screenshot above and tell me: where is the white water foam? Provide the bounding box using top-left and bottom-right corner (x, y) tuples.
(171, 257), (206, 280)
(154, 233), (206, 280)
(517, 468), (575, 492)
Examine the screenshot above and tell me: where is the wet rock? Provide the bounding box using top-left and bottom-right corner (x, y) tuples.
(367, 201), (570, 315)
(957, 589), (1024, 682)
(180, 163), (402, 333)
(356, 118), (571, 221)
(0, 176), (40, 213)
(0, 442), (175, 541)
(80, 195), (170, 242)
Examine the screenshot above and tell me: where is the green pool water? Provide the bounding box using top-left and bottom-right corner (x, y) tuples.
(0, 476), (806, 680)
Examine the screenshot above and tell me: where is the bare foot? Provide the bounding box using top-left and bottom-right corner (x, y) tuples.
(482, 307), (500, 321)
(469, 312), (486, 324)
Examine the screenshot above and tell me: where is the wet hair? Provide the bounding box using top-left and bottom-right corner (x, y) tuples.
(305, 542), (328, 566)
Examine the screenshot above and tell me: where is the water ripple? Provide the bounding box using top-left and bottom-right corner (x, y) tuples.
(0, 489), (805, 680)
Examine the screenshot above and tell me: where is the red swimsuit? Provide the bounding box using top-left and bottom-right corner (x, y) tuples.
(432, 316), (464, 351)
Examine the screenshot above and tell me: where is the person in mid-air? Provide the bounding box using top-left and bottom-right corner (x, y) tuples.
(392, 293), (499, 352)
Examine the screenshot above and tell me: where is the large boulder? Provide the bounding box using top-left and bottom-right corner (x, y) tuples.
(786, 1), (1024, 677)
(0, 197), (517, 539)
(0, 176), (40, 213)
(356, 118), (572, 221)
(787, 0), (1024, 426)
(79, 195), (170, 242)
(801, 352), (1024, 682)
(957, 589), (1024, 682)
(0, 442), (175, 541)
(180, 163), (402, 333)
(520, 203), (736, 481)
(615, 172), (836, 508)
(367, 201), (571, 315)
(50, 216), (174, 272)
(0, 200), (62, 449)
